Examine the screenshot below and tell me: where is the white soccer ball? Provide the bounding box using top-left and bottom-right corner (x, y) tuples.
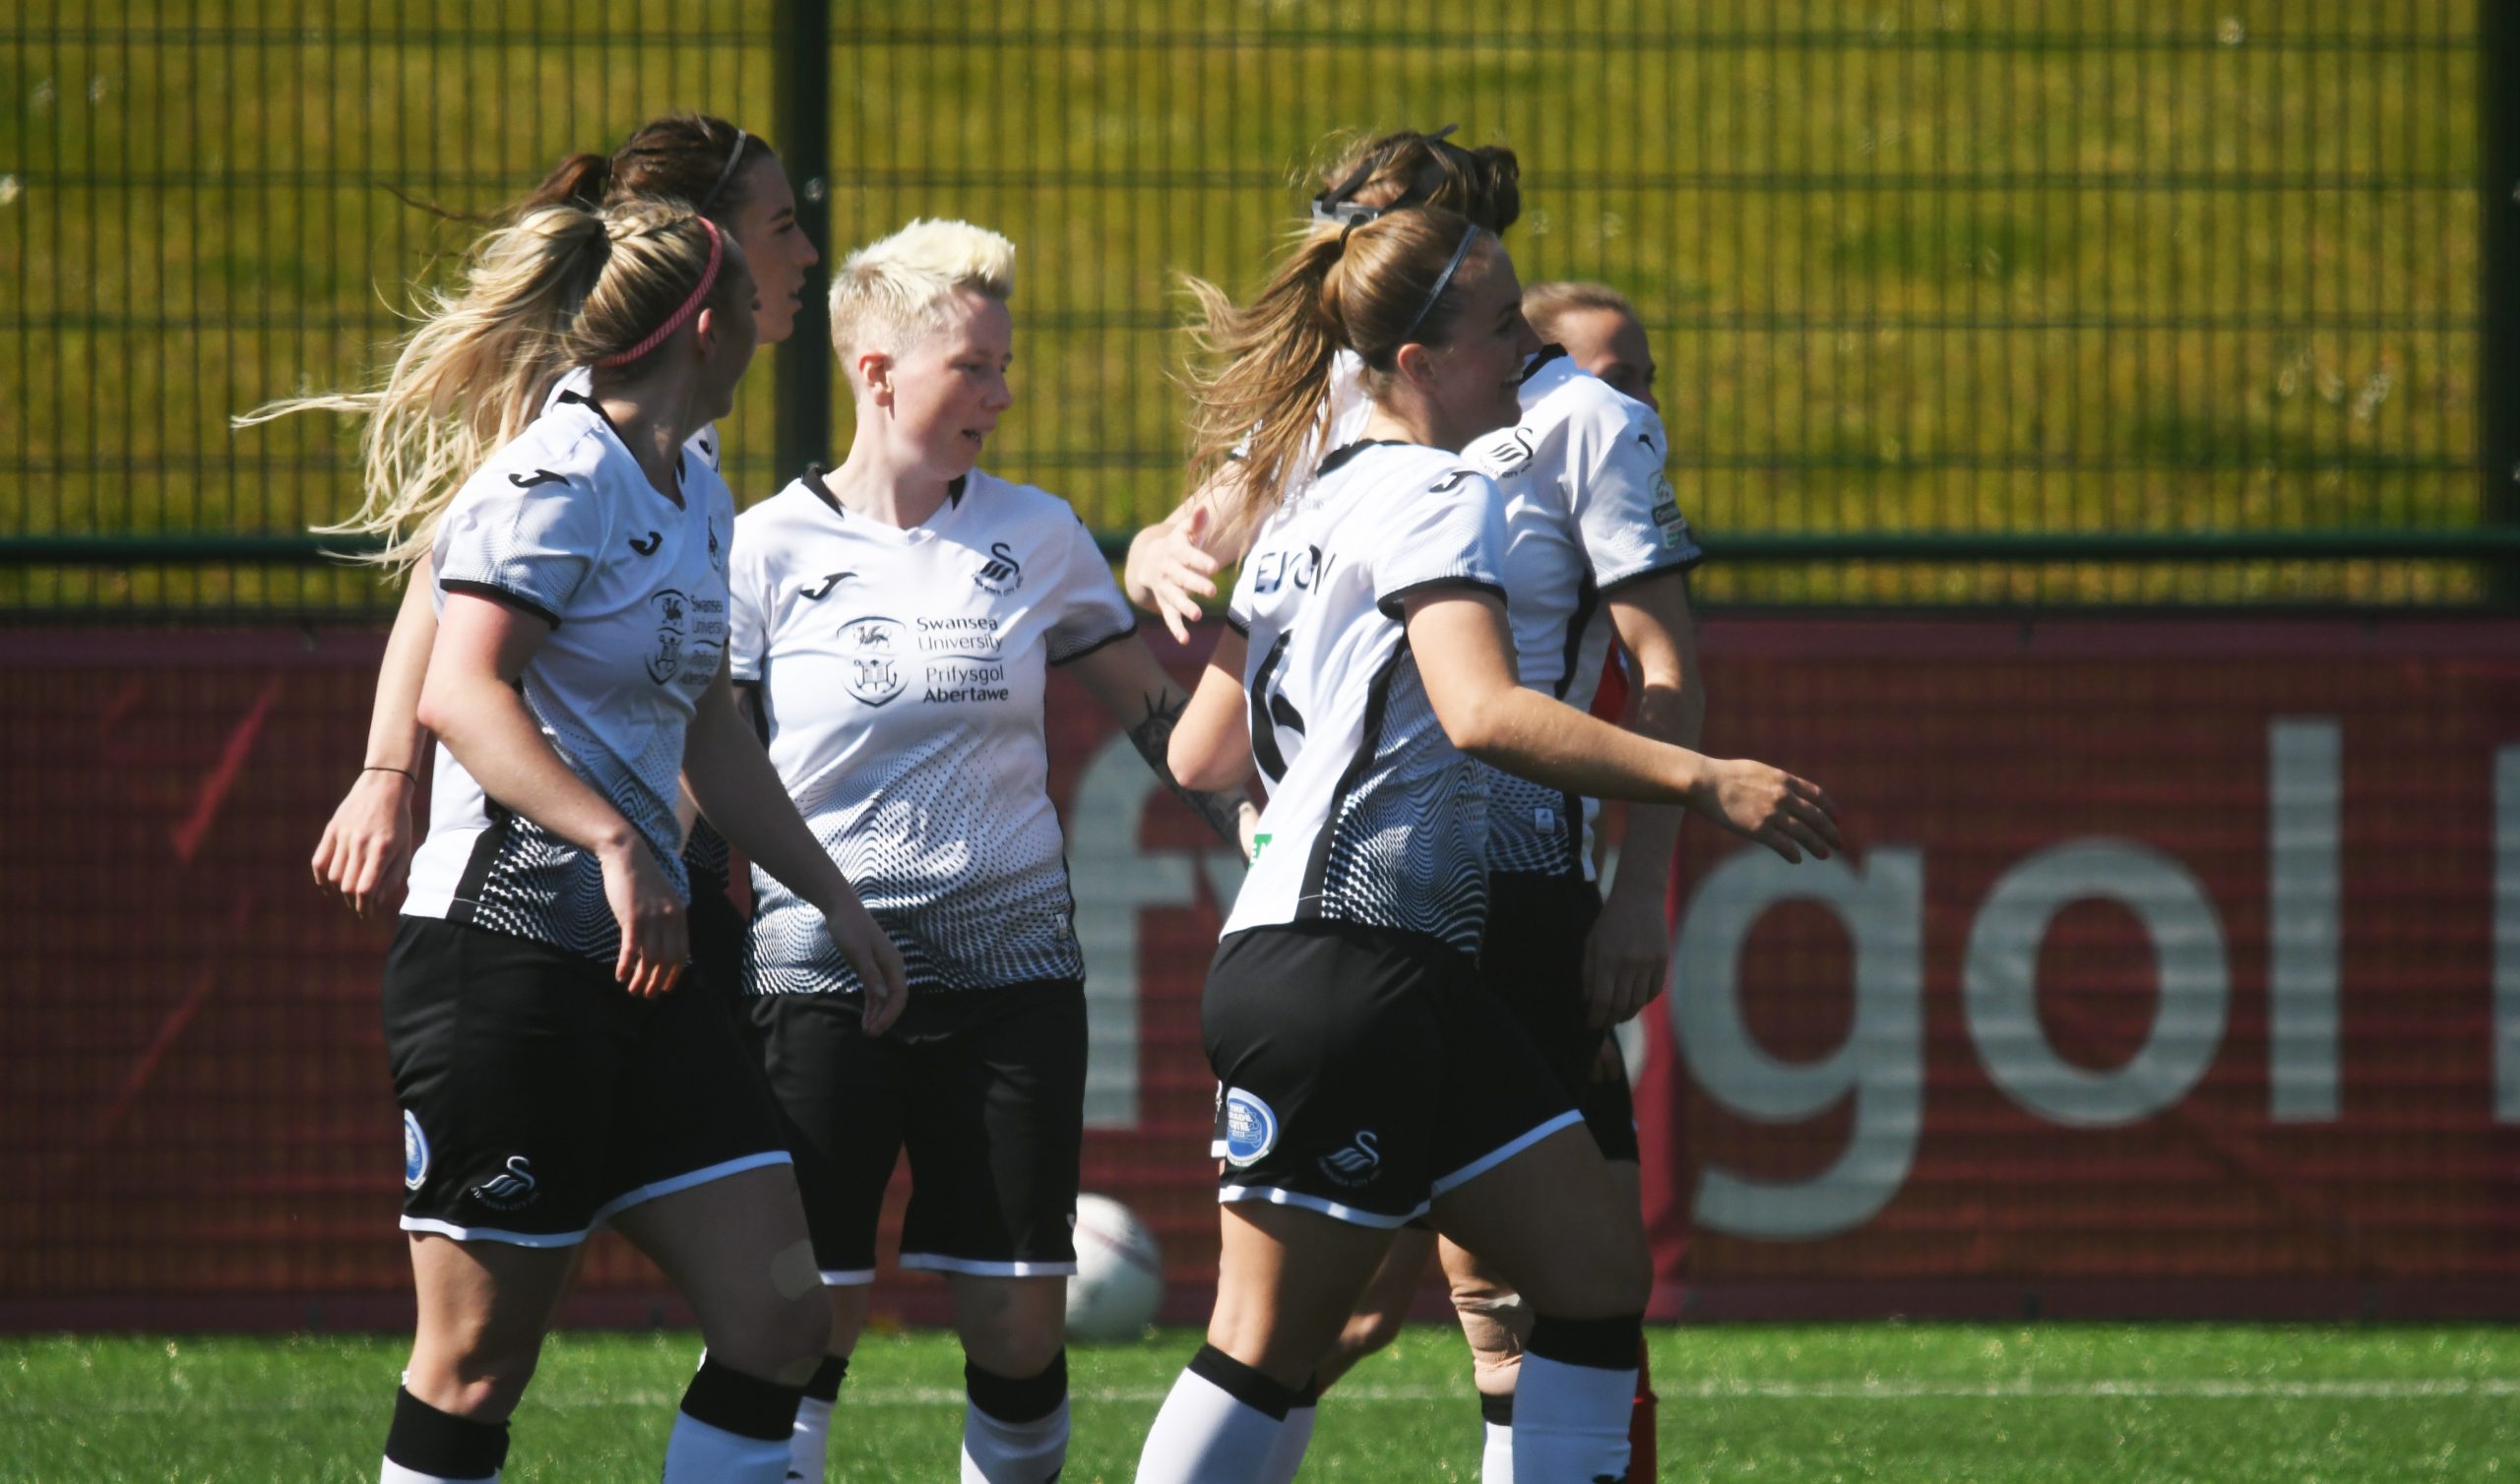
(1066, 1193), (1166, 1342)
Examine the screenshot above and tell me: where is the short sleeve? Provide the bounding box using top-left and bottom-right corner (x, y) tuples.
(1044, 513), (1139, 665)
(1579, 406), (1704, 592)
(433, 463), (610, 627)
(726, 518), (772, 684)
(1372, 464), (1510, 616)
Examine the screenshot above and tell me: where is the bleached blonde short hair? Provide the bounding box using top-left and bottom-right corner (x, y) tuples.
(828, 218), (1017, 365)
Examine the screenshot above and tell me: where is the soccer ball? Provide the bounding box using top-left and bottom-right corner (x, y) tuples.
(1066, 1193), (1166, 1342)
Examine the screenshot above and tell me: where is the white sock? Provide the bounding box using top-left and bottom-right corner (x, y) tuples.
(1513, 1354), (1636, 1483)
(1255, 1397), (1317, 1483)
(1479, 1390), (1516, 1484)
(962, 1396), (1071, 1482)
(664, 1413), (790, 1483)
(1480, 1419), (1514, 1484)
(789, 1395), (835, 1482)
(381, 1465), (495, 1484)
(665, 1359), (805, 1484)
(1135, 1345), (1298, 1484)
(788, 1356), (850, 1483)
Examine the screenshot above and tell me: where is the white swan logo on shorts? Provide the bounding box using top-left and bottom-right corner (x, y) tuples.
(1316, 1130), (1382, 1188)
(1221, 1088), (1280, 1168)
(470, 1155), (538, 1211)
(402, 1110), (429, 1191)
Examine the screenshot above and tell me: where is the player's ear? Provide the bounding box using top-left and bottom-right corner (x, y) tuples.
(693, 305), (720, 357)
(856, 350), (895, 408)
(1392, 340), (1438, 392)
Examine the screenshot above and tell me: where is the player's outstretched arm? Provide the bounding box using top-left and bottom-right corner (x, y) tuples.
(1066, 634), (1261, 856)
(1164, 627), (1254, 795)
(1402, 587), (1839, 864)
(417, 591), (688, 997)
(310, 552), (439, 917)
(682, 664), (910, 1033)
(1585, 570), (1705, 1028)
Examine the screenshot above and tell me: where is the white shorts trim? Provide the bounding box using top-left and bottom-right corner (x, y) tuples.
(1219, 1183), (1428, 1230)
(400, 1216), (590, 1249)
(1429, 1110), (1587, 1199)
(589, 1149), (794, 1229)
(820, 1268), (878, 1287)
(899, 1254), (1081, 1279)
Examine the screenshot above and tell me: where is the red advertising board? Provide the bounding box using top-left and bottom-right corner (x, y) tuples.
(1, 618), (2515, 1329)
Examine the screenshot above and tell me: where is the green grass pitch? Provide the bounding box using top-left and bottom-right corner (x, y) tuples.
(5, 1323), (2515, 1481)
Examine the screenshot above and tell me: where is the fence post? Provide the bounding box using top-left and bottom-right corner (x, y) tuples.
(2487, 0), (2520, 603)
(774, 0), (834, 483)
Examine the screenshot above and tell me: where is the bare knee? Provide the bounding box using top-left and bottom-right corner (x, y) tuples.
(826, 1282), (871, 1359)
(954, 1277), (1068, 1379)
(406, 1327), (544, 1420)
(1342, 1301), (1407, 1360)
(1542, 1227), (1651, 1318)
(699, 1245), (833, 1387)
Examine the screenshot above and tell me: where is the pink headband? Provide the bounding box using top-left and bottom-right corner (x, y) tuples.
(597, 217), (724, 368)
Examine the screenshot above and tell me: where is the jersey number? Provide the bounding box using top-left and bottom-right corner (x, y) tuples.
(1248, 630), (1306, 784)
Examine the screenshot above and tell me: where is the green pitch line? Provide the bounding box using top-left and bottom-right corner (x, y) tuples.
(3, 1324), (2516, 1481)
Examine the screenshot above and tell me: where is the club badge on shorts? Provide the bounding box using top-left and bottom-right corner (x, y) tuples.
(402, 1110), (430, 1192)
(1221, 1087), (1280, 1168)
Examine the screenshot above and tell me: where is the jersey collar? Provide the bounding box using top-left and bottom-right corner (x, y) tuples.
(1315, 438), (1412, 479)
(557, 389), (686, 509)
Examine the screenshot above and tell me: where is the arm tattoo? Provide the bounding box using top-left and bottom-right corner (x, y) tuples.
(1125, 688), (1250, 848)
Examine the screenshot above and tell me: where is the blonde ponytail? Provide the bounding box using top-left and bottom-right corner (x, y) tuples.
(238, 200), (738, 571)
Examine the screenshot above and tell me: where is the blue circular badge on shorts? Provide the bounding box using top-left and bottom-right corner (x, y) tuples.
(1222, 1087), (1279, 1169)
(403, 1109), (430, 1191)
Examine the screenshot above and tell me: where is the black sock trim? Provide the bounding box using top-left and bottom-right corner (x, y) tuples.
(967, 1350), (1068, 1424)
(386, 1387), (510, 1479)
(802, 1354), (850, 1404)
(1480, 1390), (1516, 1427)
(680, 1357), (806, 1443)
(1525, 1313), (1645, 1371)
(1186, 1343), (1299, 1422)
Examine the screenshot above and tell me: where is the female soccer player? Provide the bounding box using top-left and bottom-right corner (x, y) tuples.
(308, 113), (820, 960)
(248, 198), (905, 1484)
(1132, 209), (1834, 1484)
(1125, 131), (1697, 1477)
(728, 219), (1254, 1483)
(1295, 277), (1695, 1484)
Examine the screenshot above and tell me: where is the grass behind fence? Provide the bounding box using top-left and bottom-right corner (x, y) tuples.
(0, 1), (2488, 612)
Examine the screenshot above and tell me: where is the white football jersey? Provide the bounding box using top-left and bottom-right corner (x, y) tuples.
(545, 367), (734, 886)
(1466, 350), (1704, 879)
(1221, 441), (1510, 955)
(404, 389), (734, 960)
(730, 468), (1137, 994)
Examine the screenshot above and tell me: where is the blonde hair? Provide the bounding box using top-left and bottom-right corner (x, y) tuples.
(1522, 279), (1638, 344)
(1181, 209), (1494, 550)
(237, 200), (745, 571)
(827, 218), (1016, 366)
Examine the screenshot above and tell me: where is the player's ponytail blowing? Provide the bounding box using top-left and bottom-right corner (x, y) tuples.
(237, 200), (740, 571)
(1180, 208), (1493, 547)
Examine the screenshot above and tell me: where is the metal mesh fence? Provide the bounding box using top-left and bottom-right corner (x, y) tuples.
(0, 1), (2505, 614)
